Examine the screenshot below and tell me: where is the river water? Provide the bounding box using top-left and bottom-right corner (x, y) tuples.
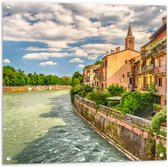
(3, 89), (129, 164)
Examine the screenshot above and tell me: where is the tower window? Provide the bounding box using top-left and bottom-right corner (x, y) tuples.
(125, 60), (127, 64)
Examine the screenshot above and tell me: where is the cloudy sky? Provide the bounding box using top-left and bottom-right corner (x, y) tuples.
(2, 2), (166, 76)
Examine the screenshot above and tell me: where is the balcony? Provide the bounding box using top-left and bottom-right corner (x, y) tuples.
(148, 64), (155, 73)
(135, 69), (140, 75)
(141, 41), (167, 60)
(155, 64), (166, 74)
(141, 84), (149, 91)
(141, 50), (154, 60)
(127, 72), (134, 77)
(141, 64), (155, 74)
(154, 42), (167, 57)
(141, 66), (147, 73)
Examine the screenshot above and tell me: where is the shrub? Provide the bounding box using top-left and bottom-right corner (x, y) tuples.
(86, 89), (110, 105)
(70, 85), (93, 103)
(153, 103), (162, 112)
(115, 94), (140, 114)
(70, 85), (82, 103)
(150, 107), (166, 134)
(107, 84), (126, 96)
(149, 83), (156, 94)
(115, 91), (155, 115)
(77, 85), (93, 97)
(72, 78), (81, 86)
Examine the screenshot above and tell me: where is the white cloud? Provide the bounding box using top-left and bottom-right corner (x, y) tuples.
(3, 3), (167, 57)
(77, 64), (85, 68)
(23, 52), (69, 60)
(3, 59), (11, 64)
(24, 46), (62, 52)
(69, 58), (84, 63)
(39, 61), (57, 66)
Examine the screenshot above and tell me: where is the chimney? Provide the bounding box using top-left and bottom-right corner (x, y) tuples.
(116, 47), (120, 53)
(111, 49), (115, 54)
(162, 16), (167, 24)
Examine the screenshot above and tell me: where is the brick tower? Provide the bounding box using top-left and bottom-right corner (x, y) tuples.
(125, 24), (134, 50)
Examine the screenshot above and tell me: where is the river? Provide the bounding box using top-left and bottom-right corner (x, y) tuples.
(3, 89), (129, 164)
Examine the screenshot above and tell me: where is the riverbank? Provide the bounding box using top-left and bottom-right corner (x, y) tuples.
(3, 85), (71, 92)
(73, 94), (167, 161)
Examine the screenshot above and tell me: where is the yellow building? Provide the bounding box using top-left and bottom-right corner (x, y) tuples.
(137, 17), (167, 106)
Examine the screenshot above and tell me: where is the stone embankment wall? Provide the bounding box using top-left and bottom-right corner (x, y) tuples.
(73, 94), (167, 160)
(3, 85), (71, 92)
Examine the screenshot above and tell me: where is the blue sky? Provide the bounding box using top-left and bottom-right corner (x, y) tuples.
(2, 2), (166, 76)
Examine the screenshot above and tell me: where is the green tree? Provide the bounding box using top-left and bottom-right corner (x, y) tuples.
(72, 71), (83, 86)
(72, 78), (81, 86)
(107, 84), (126, 96)
(3, 65), (72, 86)
(94, 60), (102, 65)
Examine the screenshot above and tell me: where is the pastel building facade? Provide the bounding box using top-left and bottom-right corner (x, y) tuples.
(102, 25), (140, 89)
(83, 64), (100, 87)
(128, 55), (141, 91)
(83, 17), (166, 107)
(130, 16), (167, 106)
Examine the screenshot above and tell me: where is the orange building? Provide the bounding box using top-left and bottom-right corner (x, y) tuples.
(102, 25), (140, 89)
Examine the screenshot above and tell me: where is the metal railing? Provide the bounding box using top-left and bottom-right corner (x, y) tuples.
(155, 64), (167, 74)
(141, 84), (149, 91)
(141, 42), (167, 59)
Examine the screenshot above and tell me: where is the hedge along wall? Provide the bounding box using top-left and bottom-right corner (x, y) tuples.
(3, 85), (72, 92)
(73, 94), (167, 160)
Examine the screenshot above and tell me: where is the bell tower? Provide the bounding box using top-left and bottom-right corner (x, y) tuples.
(125, 24), (134, 50)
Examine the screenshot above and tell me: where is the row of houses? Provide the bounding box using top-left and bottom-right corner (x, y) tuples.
(83, 16), (167, 106)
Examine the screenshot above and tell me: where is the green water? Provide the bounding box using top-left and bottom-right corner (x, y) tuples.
(3, 90), (129, 164)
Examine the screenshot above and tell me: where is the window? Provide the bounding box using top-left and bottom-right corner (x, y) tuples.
(150, 76), (152, 84)
(105, 60), (107, 67)
(159, 59), (161, 68)
(158, 78), (162, 87)
(123, 74), (125, 78)
(125, 60), (127, 64)
(143, 76), (147, 87)
(129, 78), (132, 84)
(143, 60), (146, 66)
(155, 77), (157, 85)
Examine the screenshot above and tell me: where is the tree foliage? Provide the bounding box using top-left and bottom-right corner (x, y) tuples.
(71, 71), (83, 86)
(107, 84), (126, 96)
(150, 107), (166, 134)
(77, 85), (93, 97)
(94, 60), (102, 65)
(115, 91), (155, 115)
(3, 65), (72, 86)
(86, 89), (110, 105)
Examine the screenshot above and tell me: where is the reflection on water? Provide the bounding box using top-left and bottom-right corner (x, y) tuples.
(3, 89), (129, 164)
